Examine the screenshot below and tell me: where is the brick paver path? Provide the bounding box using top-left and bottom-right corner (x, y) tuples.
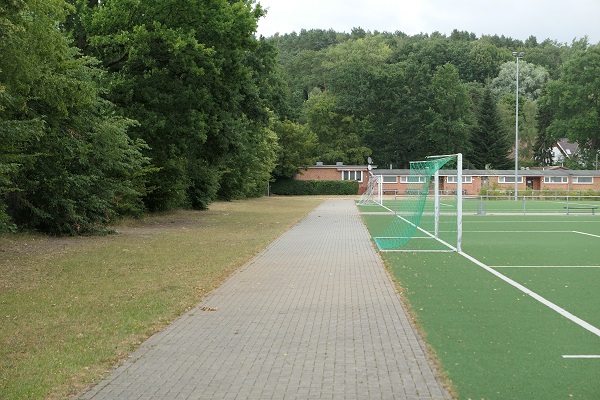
(77, 198), (451, 399)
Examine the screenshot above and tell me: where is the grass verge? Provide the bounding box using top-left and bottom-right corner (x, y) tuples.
(0, 196), (323, 400)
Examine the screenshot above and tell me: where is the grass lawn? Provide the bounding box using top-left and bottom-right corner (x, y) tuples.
(0, 196), (323, 400)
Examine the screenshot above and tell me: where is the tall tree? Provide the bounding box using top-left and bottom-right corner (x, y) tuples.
(363, 60), (432, 167)
(491, 60), (549, 101)
(545, 44), (600, 168)
(424, 63), (475, 156)
(469, 88), (512, 169)
(303, 90), (371, 164)
(532, 88), (556, 166)
(74, 0), (277, 210)
(0, 0), (149, 234)
(323, 36), (393, 116)
(271, 118), (317, 179)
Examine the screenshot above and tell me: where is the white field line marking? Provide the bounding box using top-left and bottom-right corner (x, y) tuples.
(383, 249), (455, 253)
(463, 230), (572, 233)
(459, 251), (600, 338)
(562, 355), (600, 359)
(467, 220), (598, 223)
(374, 204), (600, 336)
(573, 231), (600, 238)
(491, 265), (600, 268)
(377, 203), (457, 252)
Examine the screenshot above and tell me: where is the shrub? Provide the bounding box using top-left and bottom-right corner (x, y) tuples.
(270, 179), (359, 195)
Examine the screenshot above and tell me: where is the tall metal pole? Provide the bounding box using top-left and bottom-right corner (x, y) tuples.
(513, 52), (524, 201)
(434, 170), (439, 239)
(457, 153), (463, 253)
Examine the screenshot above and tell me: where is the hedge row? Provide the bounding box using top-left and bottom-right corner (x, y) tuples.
(270, 179), (359, 195)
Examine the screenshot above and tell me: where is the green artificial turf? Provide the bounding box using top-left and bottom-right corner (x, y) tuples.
(361, 211), (600, 399)
(359, 197), (600, 215)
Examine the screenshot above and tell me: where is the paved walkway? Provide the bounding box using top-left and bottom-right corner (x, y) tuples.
(77, 199), (451, 399)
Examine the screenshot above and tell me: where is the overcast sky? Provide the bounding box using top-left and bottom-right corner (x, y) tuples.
(255, 0), (600, 45)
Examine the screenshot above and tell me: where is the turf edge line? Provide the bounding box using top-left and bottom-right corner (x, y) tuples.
(573, 231), (600, 238)
(562, 355), (600, 359)
(491, 266), (600, 268)
(458, 251), (600, 338)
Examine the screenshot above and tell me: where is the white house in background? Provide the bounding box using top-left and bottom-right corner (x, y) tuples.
(552, 138), (579, 165)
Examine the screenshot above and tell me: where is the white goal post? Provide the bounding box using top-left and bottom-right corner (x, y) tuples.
(428, 152), (462, 252)
(357, 172), (383, 206)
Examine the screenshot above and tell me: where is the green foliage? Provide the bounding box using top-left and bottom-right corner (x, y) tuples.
(470, 88), (512, 169)
(217, 117), (280, 201)
(4, 6), (600, 235)
(12, 116), (151, 235)
(0, 0), (149, 235)
(425, 63), (475, 156)
(365, 60), (434, 167)
(303, 90), (371, 164)
(491, 61), (550, 101)
(271, 118), (317, 179)
(545, 44), (600, 168)
(270, 179), (358, 196)
(270, 29), (598, 170)
(323, 36), (393, 113)
(77, 0), (278, 211)
(532, 119), (555, 166)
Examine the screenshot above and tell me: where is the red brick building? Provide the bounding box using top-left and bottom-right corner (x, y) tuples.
(296, 163), (600, 195)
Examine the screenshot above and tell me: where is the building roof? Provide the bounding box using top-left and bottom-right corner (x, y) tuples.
(306, 162), (374, 170)
(555, 138), (579, 158)
(305, 163), (600, 177)
(371, 169), (600, 177)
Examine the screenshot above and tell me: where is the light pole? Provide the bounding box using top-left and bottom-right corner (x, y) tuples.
(512, 51), (524, 201)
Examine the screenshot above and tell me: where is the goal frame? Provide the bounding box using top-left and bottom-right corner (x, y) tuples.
(374, 153), (463, 253)
(427, 153), (462, 252)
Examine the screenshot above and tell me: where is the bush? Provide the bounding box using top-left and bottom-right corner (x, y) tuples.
(270, 179), (359, 195)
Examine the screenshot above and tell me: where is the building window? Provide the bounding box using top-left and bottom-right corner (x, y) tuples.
(572, 176), (593, 184)
(342, 170), (363, 182)
(446, 176), (473, 184)
(543, 176), (568, 184)
(382, 176), (397, 183)
(400, 176), (426, 183)
(498, 176), (524, 184)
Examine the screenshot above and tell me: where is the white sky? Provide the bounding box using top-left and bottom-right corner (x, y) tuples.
(255, 0), (600, 45)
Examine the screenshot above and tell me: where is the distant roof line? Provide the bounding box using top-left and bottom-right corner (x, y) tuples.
(304, 164), (600, 175)
(373, 169), (600, 176)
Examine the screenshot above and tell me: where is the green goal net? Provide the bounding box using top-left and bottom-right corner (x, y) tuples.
(373, 154), (462, 252)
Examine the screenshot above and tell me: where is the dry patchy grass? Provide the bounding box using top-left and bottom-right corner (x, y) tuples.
(0, 196), (323, 400)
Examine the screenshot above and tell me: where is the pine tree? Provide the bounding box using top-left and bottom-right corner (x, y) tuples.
(470, 88), (512, 169)
(532, 89), (555, 166)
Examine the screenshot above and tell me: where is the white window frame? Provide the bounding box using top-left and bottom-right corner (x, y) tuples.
(382, 176), (397, 183)
(572, 176), (593, 184)
(498, 176), (524, 184)
(342, 170), (363, 182)
(446, 176), (473, 184)
(543, 176), (568, 184)
(400, 176), (426, 184)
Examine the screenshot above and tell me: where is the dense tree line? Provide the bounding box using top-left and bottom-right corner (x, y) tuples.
(270, 28), (599, 172)
(1, 0), (282, 234)
(1, 1), (599, 234)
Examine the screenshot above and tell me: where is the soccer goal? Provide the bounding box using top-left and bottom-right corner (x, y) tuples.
(373, 153), (463, 253)
(357, 172), (383, 206)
